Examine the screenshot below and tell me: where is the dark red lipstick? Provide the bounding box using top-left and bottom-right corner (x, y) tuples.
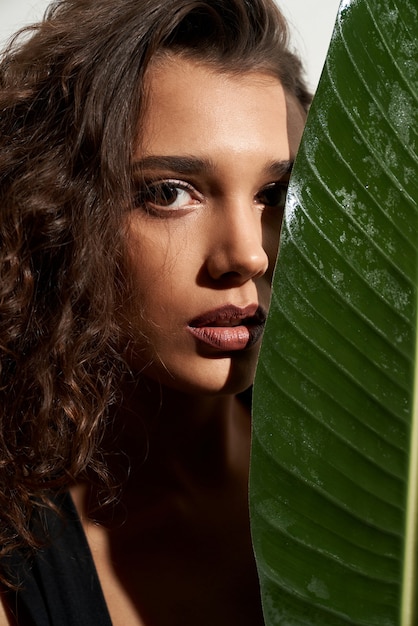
(187, 304), (267, 351)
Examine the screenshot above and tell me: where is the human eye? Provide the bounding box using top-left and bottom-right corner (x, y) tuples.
(255, 181), (289, 212)
(135, 179), (202, 215)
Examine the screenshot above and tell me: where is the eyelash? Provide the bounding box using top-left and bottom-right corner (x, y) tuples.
(255, 182), (289, 211)
(134, 178), (289, 216)
(134, 179), (201, 215)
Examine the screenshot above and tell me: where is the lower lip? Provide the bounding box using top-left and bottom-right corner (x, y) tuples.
(188, 324), (264, 351)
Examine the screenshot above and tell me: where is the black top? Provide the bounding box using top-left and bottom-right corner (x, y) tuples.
(9, 492), (112, 626)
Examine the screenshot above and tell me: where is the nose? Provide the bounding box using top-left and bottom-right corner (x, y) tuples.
(205, 201), (269, 283)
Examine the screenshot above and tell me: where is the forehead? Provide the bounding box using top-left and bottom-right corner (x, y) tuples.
(137, 57), (304, 162)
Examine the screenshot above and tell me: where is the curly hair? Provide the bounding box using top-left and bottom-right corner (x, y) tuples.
(0, 0), (310, 584)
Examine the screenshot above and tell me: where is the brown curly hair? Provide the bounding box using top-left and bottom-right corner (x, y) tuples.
(0, 0), (311, 584)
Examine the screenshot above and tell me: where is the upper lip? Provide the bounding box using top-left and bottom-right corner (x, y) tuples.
(188, 304), (267, 328)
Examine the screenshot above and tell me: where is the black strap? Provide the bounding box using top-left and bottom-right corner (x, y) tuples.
(10, 492), (112, 626)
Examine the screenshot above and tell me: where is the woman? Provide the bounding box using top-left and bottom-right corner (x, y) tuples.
(0, 0), (310, 624)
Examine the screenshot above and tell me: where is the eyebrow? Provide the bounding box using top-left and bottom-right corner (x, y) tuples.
(133, 156), (211, 176)
(265, 159), (294, 179)
(132, 155), (294, 178)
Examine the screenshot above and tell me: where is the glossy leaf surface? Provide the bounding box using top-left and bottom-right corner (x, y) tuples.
(250, 0), (418, 624)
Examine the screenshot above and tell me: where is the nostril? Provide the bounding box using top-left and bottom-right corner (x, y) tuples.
(206, 252), (269, 283)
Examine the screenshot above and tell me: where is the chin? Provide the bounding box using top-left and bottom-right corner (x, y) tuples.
(158, 354), (258, 397)
(127, 340), (260, 396)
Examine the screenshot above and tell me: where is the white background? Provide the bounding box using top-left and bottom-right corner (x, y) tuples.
(0, 0), (341, 91)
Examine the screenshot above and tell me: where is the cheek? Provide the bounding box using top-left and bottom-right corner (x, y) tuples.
(118, 226), (160, 333)
(124, 221), (172, 292)
(123, 223), (190, 323)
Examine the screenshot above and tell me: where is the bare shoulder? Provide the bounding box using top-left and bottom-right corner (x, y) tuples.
(0, 592), (16, 626)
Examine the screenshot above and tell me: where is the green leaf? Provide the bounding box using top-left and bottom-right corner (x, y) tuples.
(250, 0), (418, 624)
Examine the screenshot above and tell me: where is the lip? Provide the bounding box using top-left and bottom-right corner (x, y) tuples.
(187, 304), (267, 351)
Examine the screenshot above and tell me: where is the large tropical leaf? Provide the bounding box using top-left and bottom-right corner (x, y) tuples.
(250, 0), (418, 624)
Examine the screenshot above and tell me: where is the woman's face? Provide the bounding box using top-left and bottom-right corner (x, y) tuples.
(124, 56), (305, 395)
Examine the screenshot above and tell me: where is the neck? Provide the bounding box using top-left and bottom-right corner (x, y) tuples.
(72, 379), (252, 525)
(106, 378), (251, 479)
(70, 379), (250, 516)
